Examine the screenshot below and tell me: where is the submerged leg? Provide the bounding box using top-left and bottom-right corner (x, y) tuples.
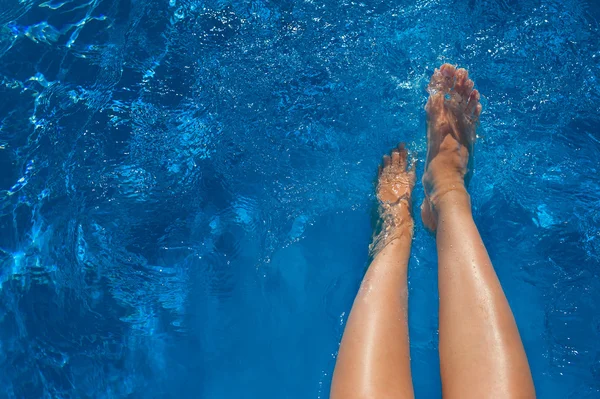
(422, 64), (535, 398)
(331, 145), (416, 399)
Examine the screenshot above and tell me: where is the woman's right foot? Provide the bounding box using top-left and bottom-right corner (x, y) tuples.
(421, 64), (482, 231)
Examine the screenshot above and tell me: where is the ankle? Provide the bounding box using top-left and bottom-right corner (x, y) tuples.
(370, 204), (414, 256)
(423, 169), (468, 204)
(434, 188), (471, 215)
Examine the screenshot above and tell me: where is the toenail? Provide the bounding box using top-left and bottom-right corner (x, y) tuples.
(441, 67), (453, 77)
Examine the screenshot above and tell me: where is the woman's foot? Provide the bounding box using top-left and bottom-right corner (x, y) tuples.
(421, 64), (482, 231)
(371, 144), (416, 254)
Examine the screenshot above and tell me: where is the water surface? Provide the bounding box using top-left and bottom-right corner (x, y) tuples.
(0, 0), (599, 397)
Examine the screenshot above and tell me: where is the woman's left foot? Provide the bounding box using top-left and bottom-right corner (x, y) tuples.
(377, 143), (416, 207)
(371, 144), (416, 253)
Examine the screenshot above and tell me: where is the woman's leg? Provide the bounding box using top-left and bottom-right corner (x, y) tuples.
(331, 145), (416, 399)
(421, 64), (536, 398)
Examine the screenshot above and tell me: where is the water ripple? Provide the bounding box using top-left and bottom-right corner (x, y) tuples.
(0, 0), (599, 397)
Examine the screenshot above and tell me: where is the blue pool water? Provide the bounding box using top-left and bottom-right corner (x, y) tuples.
(1, 0), (599, 397)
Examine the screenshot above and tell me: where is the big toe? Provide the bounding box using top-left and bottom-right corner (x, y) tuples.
(440, 63), (456, 79)
(428, 63), (456, 94)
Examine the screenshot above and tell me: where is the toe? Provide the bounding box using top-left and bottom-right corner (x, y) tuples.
(383, 154), (391, 168)
(397, 144), (408, 170)
(474, 103), (482, 119)
(464, 79), (475, 95)
(429, 63), (456, 94)
(454, 68), (471, 101)
(455, 68), (468, 88)
(408, 158), (416, 187)
(440, 63), (456, 78)
(465, 89), (481, 116)
(391, 149), (400, 165)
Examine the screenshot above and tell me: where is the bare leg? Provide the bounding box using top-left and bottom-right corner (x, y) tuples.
(421, 64), (536, 398)
(331, 145), (416, 399)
